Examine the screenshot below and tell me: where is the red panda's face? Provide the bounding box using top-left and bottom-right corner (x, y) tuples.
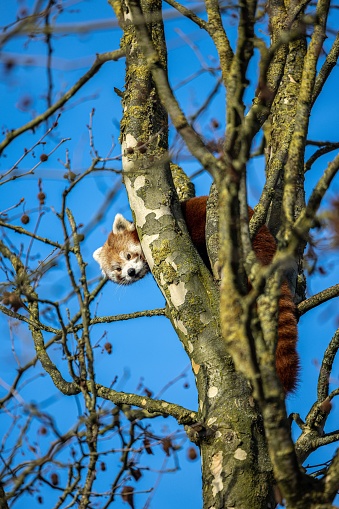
(93, 214), (149, 285)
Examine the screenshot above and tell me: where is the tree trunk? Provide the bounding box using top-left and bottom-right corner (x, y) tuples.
(115, 0), (276, 506)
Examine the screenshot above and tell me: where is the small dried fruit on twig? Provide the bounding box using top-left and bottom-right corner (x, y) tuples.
(143, 437), (153, 455)
(37, 192), (46, 205)
(187, 446), (198, 461)
(1, 291), (23, 311)
(121, 486), (134, 509)
(104, 342), (112, 354)
(144, 387), (153, 397)
(130, 467), (142, 481)
(161, 437), (172, 456)
(50, 472), (59, 486)
(21, 214), (30, 224)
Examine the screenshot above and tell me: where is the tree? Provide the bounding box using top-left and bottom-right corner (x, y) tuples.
(1, 0), (339, 508)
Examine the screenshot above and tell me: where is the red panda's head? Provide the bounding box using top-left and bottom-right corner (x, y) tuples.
(93, 214), (149, 285)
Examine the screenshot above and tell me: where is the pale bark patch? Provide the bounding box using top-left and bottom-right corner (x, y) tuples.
(168, 281), (187, 307)
(140, 234), (158, 270)
(134, 175), (145, 191)
(164, 254), (177, 270)
(123, 6), (132, 21)
(200, 312), (210, 324)
(234, 448), (247, 461)
(175, 319), (188, 335)
(207, 417), (217, 426)
(208, 386), (218, 398)
(152, 207), (172, 221)
(192, 359), (200, 374)
(211, 451), (223, 497)
(124, 177), (149, 227)
(122, 134), (138, 171)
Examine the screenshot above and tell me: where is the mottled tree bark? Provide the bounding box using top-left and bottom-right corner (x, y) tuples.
(109, 0), (339, 507)
(113, 0), (276, 507)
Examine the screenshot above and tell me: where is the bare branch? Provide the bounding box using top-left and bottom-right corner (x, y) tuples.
(322, 448), (339, 501)
(298, 284), (339, 316)
(126, 0), (221, 176)
(318, 328), (339, 401)
(282, 0), (331, 226)
(0, 49), (125, 155)
(163, 0), (208, 29)
(313, 30), (339, 105)
(94, 383), (198, 424)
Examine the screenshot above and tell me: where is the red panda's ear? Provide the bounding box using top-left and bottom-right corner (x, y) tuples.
(93, 247), (103, 263)
(112, 214), (135, 234)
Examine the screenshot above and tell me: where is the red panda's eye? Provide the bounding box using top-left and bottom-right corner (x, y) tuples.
(116, 267), (122, 272)
(126, 253), (131, 260)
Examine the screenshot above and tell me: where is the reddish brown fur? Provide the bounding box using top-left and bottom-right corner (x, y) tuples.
(93, 215), (149, 285)
(106, 228), (140, 252)
(181, 196), (209, 267)
(182, 197), (299, 393)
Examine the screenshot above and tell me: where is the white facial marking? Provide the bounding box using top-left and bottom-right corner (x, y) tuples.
(120, 257), (149, 284)
(127, 243), (142, 255)
(93, 247), (103, 262)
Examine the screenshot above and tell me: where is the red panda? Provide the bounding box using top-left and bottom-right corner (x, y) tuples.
(93, 196), (299, 393)
(93, 213), (149, 285)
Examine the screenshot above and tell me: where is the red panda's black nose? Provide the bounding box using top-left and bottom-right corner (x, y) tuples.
(127, 268), (136, 277)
